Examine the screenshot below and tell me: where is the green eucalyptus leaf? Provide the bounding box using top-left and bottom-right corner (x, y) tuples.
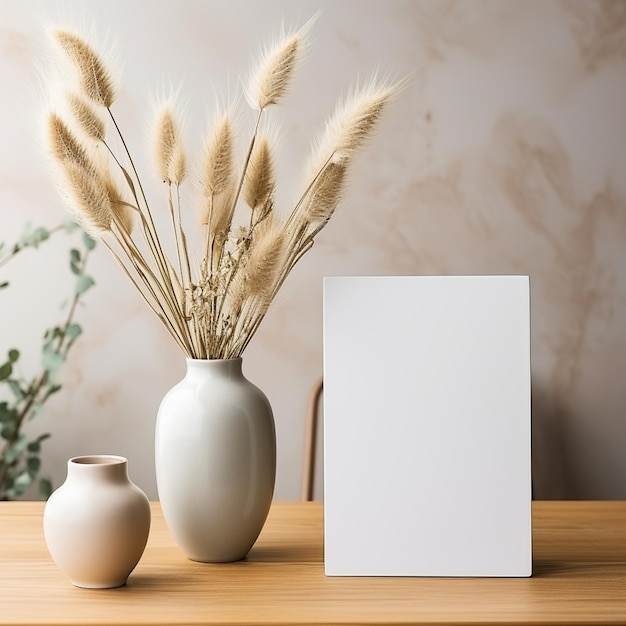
(1, 424), (16, 439)
(0, 280), (9, 289)
(30, 404), (45, 419)
(41, 384), (62, 403)
(8, 349), (19, 363)
(83, 232), (96, 250)
(14, 433), (28, 451)
(70, 248), (81, 274)
(33, 227), (49, 246)
(43, 327), (63, 350)
(13, 470), (33, 495)
(27, 456), (41, 475)
(20, 225), (49, 248)
(4, 434), (28, 464)
(75, 275), (95, 295)
(0, 362), (12, 380)
(8, 380), (24, 401)
(2, 487), (16, 499)
(42, 345), (64, 374)
(63, 219), (79, 232)
(0, 402), (17, 425)
(26, 432), (51, 454)
(43, 326), (63, 344)
(19, 221), (32, 237)
(65, 323), (82, 342)
(39, 478), (53, 499)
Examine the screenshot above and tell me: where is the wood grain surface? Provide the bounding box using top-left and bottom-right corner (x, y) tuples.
(0, 501), (625, 625)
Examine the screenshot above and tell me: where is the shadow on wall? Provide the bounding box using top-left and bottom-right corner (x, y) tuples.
(531, 381), (578, 499)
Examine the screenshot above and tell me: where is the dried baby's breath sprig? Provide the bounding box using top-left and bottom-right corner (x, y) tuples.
(42, 17), (399, 359)
(226, 221), (283, 317)
(224, 222), (285, 357)
(53, 29), (117, 108)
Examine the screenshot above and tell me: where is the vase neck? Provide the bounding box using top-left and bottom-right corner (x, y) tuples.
(67, 455), (129, 485)
(185, 358), (244, 381)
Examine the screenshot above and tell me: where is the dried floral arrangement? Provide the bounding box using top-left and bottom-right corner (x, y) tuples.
(42, 16), (399, 359)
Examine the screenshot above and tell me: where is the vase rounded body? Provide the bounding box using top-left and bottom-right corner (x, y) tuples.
(43, 455), (151, 589)
(155, 358), (276, 562)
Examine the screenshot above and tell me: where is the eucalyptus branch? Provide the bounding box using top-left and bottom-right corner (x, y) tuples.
(0, 225), (65, 270)
(0, 228), (95, 499)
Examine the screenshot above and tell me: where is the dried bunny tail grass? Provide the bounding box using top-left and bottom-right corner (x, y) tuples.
(52, 28), (117, 108)
(47, 110), (115, 236)
(200, 109), (234, 196)
(66, 92), (106, 141)
(153, 102), (187, 184)
(243, 134), (275, 210)
(46, 111), (91, 169)
(245, 13), (318, 110)
(209, 182), (237, 237)
(55, 160), (112, 237)
(168, 143), (187, 185)
(104, 172), (135, 234)
(309, 77), (403, 172)
(301, 161), (347, 223)
(245, 221), (285, 299)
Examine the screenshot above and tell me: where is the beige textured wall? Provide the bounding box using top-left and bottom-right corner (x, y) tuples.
(1, 0), (625, 500)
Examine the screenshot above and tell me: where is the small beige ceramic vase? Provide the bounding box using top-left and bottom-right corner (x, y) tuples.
(43, 455), (151, 588)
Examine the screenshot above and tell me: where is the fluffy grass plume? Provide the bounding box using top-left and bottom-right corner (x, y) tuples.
(42, 16), (399, 359)
(244, 135), (275, 212)
(66, 93), (106, 141)
(153, 102), (187, 184)
(246, 14), (318, 110)
(200, 111), (235, 198)
(53, 29), (117, 108)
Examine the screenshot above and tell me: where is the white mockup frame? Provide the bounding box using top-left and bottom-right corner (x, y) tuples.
(323, 276), (531, 577)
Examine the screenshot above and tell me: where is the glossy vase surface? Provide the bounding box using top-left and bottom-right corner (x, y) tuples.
(155, 357), (276, 562)
(43, 455), (151, 589)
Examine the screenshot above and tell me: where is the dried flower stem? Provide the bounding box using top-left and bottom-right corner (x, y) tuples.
(102, 238), (190, 354)
(106, 107), (191, 352)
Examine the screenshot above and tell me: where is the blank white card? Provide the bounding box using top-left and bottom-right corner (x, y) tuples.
(323, 276), (531, 576)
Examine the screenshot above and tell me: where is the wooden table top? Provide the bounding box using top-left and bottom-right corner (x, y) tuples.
(0, 500), (625, 625)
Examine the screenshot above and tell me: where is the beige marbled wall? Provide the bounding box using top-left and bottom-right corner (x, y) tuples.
(1, 0), (625, 499)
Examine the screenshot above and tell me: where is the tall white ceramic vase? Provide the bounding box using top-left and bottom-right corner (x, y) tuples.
(43, 455), (151, 588)
(155, 358), (276, 562)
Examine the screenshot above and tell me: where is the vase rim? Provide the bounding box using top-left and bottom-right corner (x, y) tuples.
(185, 357), (243, 363)
(69, 455), (127, 466)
